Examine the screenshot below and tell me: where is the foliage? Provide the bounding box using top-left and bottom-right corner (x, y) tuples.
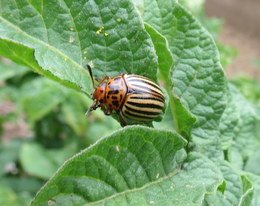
(0, 0), (259, 206)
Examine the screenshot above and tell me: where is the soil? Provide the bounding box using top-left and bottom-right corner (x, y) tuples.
(205, 0), (260, 79)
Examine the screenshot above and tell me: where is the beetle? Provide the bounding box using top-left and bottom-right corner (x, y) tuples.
(87, 69), (165, 126)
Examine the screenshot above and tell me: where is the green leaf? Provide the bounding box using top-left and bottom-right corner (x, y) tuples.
(0, 176), (43, 195)
(20, 142), (77, 179)
(61, 91), (90, 136)
(144, 23), (196, 136)
(204, 161), (253, 206)
(144, 23), (173, 83)
(19, 78), (67, 122)
(239, 175), (254, 206)
(0, 186), (29, 206)
(136, 0), (227, 155)
(0, 60), (28, 81)
(220, 84), (258, 167)
(0, 139), (22, 176)
(0, 0), (158, 94)
(32, 126), (224, 206)
(247, 173), (260, 206)
(245, 149), (260, 176)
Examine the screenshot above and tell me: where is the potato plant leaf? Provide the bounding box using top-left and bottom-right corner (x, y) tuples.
(31, 126), (225, 206)
(145, 23), (196, 137)
(0, 0), (158, 94)
(135, 0), (227, 156)
(222, 85), (258, 165)
(247, 173), (260, 206)
(204, 161), (253, 206)
(19, 78), (67, 122)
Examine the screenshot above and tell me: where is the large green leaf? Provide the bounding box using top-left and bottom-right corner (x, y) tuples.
(145, 23), (196, 137)
(135, 0), (227, 156)
(31, 126), (225, 206)
(0, 0), (158, 94)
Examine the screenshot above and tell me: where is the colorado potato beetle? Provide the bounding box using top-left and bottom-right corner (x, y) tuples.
(88, 71), (165, 126)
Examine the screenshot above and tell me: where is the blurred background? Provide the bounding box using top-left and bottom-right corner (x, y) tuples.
(205, 0), (260, 78)
(0, 0), (259, 205)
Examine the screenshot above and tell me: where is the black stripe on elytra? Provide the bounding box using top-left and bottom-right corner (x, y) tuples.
(123, 110), (153, 120)
(125, 105), (161, 116)
(130, 84), (163, 97)
(127, 78), (161, 91)
(129, 96), (165, 103)
(129, 89), (164, 101)
(127, 101), (163, 110)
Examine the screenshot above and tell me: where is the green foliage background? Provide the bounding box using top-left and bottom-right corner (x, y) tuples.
(0, 0), (259, 205)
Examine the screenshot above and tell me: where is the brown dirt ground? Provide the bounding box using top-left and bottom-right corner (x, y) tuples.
(205, 0), (260, 79)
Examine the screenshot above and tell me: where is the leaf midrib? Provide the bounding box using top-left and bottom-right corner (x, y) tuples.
(80, 169), (181, 205)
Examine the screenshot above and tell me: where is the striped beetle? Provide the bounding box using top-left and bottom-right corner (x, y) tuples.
(88, 70), (165, 126)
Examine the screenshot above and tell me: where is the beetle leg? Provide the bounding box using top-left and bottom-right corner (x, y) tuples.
(85, 100), (99, 116)
(118, 111), (127, 127)
(104, 108), (112, 115)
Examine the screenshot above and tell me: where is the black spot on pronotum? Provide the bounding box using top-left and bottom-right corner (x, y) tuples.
(108, 90), (119, 95)
(112, 96), (117, 100)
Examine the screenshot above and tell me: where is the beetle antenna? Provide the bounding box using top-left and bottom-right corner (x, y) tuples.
(86, 64), (95, 87)
(85, 107), (92, 116)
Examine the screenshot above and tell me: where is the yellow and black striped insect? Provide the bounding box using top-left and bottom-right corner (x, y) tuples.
(88, 72), (165, 126)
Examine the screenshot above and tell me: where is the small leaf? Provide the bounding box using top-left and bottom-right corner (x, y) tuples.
(61, 92), (91, 136)
(0, 60), (28, 81)
(204, 161), (253, 206)
(239, 175), (254, 206)
(0, 139), (22, 176)
(20, 143), (58, 179)
(19, 78), (67, 122)
(20, 143), (77, 179)
(144, 23), (173, 82)
(0, 186), (26, 206)
(220, 84), (258, 166)
(247, 173), (260, 206)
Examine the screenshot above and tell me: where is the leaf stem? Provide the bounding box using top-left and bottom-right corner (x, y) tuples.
(159, 72), (180, 133)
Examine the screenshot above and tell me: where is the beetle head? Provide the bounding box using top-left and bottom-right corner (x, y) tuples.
(92, 82), (106, 103)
